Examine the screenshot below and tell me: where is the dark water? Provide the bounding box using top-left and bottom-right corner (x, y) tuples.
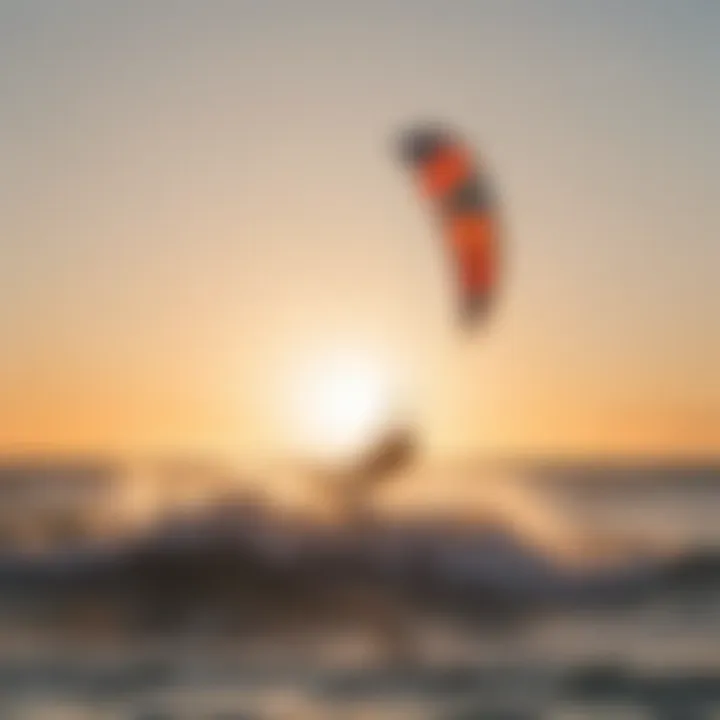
(0, 461), (718, 718)
(1, 645), (719, 718)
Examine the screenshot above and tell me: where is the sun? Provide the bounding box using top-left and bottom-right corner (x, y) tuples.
(285, 346), (396, 461)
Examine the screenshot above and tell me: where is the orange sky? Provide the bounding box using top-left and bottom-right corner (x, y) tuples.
(1, 2), (718, 460)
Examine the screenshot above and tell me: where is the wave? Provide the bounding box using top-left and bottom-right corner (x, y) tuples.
(0, 454), (717, 645)
(1, 499), (719, 644)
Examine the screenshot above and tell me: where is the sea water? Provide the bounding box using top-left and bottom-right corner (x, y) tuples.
(0, 462), (718, 719)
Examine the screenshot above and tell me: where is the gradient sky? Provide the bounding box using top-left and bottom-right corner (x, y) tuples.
(1, 0), (718, 459)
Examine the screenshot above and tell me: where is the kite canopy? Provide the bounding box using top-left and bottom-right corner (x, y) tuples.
(398, 124), (500, 330)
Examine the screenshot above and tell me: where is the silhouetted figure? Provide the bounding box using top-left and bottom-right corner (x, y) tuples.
(316, 426), (420, 664)
(329, 427), (417, 527)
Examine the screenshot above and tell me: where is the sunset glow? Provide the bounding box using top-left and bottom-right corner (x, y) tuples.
(0, 2), (717, 460)
(283, 346), (397, 460)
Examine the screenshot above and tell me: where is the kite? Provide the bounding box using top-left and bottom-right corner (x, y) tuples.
(398, 124), (501, 329)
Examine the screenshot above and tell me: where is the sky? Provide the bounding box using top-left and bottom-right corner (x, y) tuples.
(1, 0), (718, 460)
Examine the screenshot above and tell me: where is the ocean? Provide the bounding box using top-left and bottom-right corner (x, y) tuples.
(0, 460), (718, 719)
